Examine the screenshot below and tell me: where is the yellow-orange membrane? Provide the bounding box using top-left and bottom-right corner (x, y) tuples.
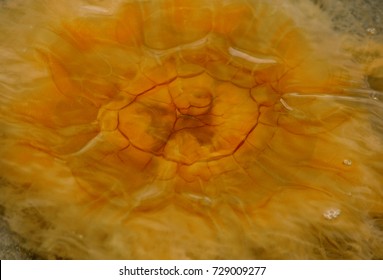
(1, 0), (383, 259)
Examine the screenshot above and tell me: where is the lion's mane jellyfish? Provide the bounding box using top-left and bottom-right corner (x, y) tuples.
(1, 0), (383, 259)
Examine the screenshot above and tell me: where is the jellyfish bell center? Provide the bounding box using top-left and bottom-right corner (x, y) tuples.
(99, 71), (260, 166)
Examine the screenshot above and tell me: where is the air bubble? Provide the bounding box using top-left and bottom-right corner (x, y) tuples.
(369, 92), (379, 101)
(323, 208), (341, 220)
(343, 159), (352, 166)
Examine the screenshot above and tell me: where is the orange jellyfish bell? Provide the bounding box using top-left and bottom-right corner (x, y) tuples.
(1, 0), (383, 259)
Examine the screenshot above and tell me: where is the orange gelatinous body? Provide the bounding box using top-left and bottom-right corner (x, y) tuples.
(1, 0), (383, 259)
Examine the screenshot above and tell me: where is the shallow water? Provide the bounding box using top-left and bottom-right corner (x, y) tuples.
(1, 0), (383, 259)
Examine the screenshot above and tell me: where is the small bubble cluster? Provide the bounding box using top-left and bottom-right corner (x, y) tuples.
(366, 27), (377, 35)
(323, 208), (341, 220)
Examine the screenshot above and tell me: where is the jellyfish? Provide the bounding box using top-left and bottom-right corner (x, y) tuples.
(0, 0), (383, 259)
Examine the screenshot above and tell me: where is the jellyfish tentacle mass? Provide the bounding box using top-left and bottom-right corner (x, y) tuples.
(1, 0), (383, 259)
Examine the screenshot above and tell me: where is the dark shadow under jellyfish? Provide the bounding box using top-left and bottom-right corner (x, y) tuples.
(0, 0), (383, 259)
